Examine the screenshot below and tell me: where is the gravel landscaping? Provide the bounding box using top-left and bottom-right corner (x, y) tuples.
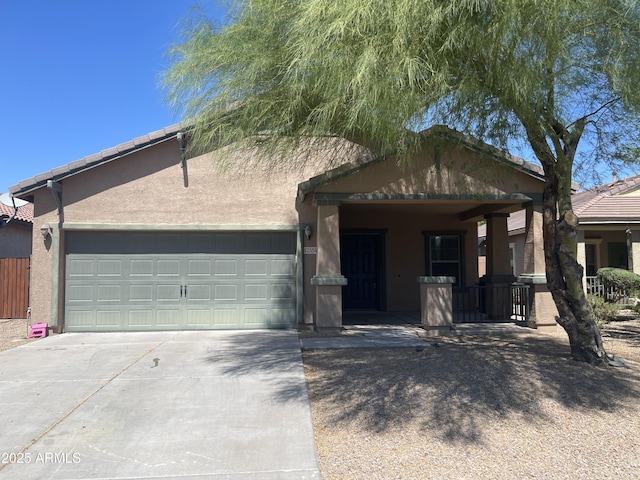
(2, 316), (639, 479)
(0, 318), (36, 352)
(303, 317), (640, 479)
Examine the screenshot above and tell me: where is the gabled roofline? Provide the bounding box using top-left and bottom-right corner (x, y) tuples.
(298, 125), (562, 200)
(9, 124), (184, 200)
(423, 126), (545, 182)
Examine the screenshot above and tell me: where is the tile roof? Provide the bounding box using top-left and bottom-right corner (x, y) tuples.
(9, 124), (183, 198)
(573, 174), (640, 223)
(0, 195), (33, 223)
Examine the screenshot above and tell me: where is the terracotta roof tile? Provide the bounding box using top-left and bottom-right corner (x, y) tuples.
(0, 194), (33, 223)
(573, 174), (640, 221)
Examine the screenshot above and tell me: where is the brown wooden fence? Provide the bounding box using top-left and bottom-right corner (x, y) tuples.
(0, 258), (30, 319)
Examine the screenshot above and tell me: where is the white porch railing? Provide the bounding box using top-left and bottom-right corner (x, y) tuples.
(585, 276), (631, 304)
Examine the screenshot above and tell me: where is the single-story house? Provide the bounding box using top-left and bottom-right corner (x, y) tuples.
(9, 125), (559, 333)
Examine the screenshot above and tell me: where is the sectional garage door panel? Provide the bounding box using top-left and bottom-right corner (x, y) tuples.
(64, 232), (297, 332)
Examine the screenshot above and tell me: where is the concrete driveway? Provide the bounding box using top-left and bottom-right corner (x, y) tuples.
(0, 330), (319, 479)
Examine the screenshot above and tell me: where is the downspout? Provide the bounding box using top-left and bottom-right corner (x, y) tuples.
(177, 131), (188, 187)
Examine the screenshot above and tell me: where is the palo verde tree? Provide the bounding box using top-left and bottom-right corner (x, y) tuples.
(164, 0), (640, 364)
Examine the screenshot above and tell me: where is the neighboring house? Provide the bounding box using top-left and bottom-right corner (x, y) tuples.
(0, 195), (33, 258)
(480, 174), (640, 294)
(0, 196), (33, 318)
(573, 174), (640, 293)
(9, 124), (558, 333)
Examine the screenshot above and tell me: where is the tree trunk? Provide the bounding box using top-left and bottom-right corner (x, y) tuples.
(541, 172), (608, 364)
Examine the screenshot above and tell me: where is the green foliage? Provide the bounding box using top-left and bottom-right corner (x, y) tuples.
(163, 0), (640, 182)
(587, 295), (619, 329)
(597, 267), (640, 298)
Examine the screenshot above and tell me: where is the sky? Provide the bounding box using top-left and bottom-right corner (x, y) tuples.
(0, 0), (227, 194)
(0, 2), (634, 196)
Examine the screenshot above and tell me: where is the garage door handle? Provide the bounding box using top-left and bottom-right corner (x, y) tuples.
(184, 285), (188, 298)
(180, 285), (184, 297)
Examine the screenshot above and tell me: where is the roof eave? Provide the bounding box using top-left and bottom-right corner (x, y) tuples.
(9, 124), (183, 200)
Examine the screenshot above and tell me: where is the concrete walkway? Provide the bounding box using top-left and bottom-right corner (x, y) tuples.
(0, 331), (319, 480)
(300, 323), (531, 350)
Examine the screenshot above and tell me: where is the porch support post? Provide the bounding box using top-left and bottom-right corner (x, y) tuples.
(518, 204), (558, 331)
(418, 276), (454, 335)
(630, 229), (640, 275)
(311, 203), (347, 331)
(484, 212), (512, 278)
(481, 213), (515, 320)
(576, 229), (587, 292)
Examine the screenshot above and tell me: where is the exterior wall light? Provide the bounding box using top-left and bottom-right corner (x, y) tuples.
(40, 224), (51, 238)
(304, 225), (312, 240)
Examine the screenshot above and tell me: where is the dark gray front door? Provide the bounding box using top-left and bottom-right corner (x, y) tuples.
(341, 234), (382, 310)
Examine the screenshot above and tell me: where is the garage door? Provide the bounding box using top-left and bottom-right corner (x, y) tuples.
(64, 231), (297, 331)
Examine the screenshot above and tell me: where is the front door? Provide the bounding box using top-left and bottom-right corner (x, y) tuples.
(341, 233), (382, 310)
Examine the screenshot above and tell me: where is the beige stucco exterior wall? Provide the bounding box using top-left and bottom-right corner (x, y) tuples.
(319, 142), (544, 196)
(28, 190), (59, 325)
(28, 137), (338, 328)
(340, 205), (478, 311)
(0, 223), (32, 258)
(583, 229), (633, 269)
(61, 140), (326, 226)
(26, 132), (547, 329)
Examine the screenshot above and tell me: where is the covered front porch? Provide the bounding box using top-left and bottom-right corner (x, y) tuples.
(298, 127), (558, 334)
(306, 198), (555, 334)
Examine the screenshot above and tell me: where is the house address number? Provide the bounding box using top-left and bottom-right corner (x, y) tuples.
(304, 247), (317, 255)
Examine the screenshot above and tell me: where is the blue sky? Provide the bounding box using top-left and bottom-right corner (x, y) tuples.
(0, 1), (227, 194)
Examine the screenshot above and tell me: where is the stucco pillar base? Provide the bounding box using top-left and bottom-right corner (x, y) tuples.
(418, 277), (454, 335)
(311, 276), (347, 330)
(518, 274), (558, 331)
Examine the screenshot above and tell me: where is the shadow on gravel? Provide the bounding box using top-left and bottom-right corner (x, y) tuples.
(604, 319), (640, 349)
(302, 332), (640, 444)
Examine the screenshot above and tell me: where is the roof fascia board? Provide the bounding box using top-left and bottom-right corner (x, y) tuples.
(313, 192), (533, 206)
(60, 223), (301, 231)
(10, 129), (180, 198)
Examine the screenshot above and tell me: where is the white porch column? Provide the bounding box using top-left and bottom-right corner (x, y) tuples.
(576, 229), (587, 291)
(631, 229), (640, 275)
(310, 203), (347, 331)
(518, 203), (558, 331)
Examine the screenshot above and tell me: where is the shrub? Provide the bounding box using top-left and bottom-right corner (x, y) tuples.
(596, 267), (640, 302)
(587, 295), (619, 328)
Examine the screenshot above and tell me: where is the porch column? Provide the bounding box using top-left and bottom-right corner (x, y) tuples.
(576, 230), (587, 292)
(418, 276), (454, 336)
(518, 204), (558, 331)
(630, 229), (640, 275)
(481, 213), (515, 320)
(484, 212), (512, 278)
(310, 203), (347, 331)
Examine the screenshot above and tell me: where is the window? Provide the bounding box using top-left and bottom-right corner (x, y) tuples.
(585, 243), (597, 276)
(425, 233), (464, 286)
